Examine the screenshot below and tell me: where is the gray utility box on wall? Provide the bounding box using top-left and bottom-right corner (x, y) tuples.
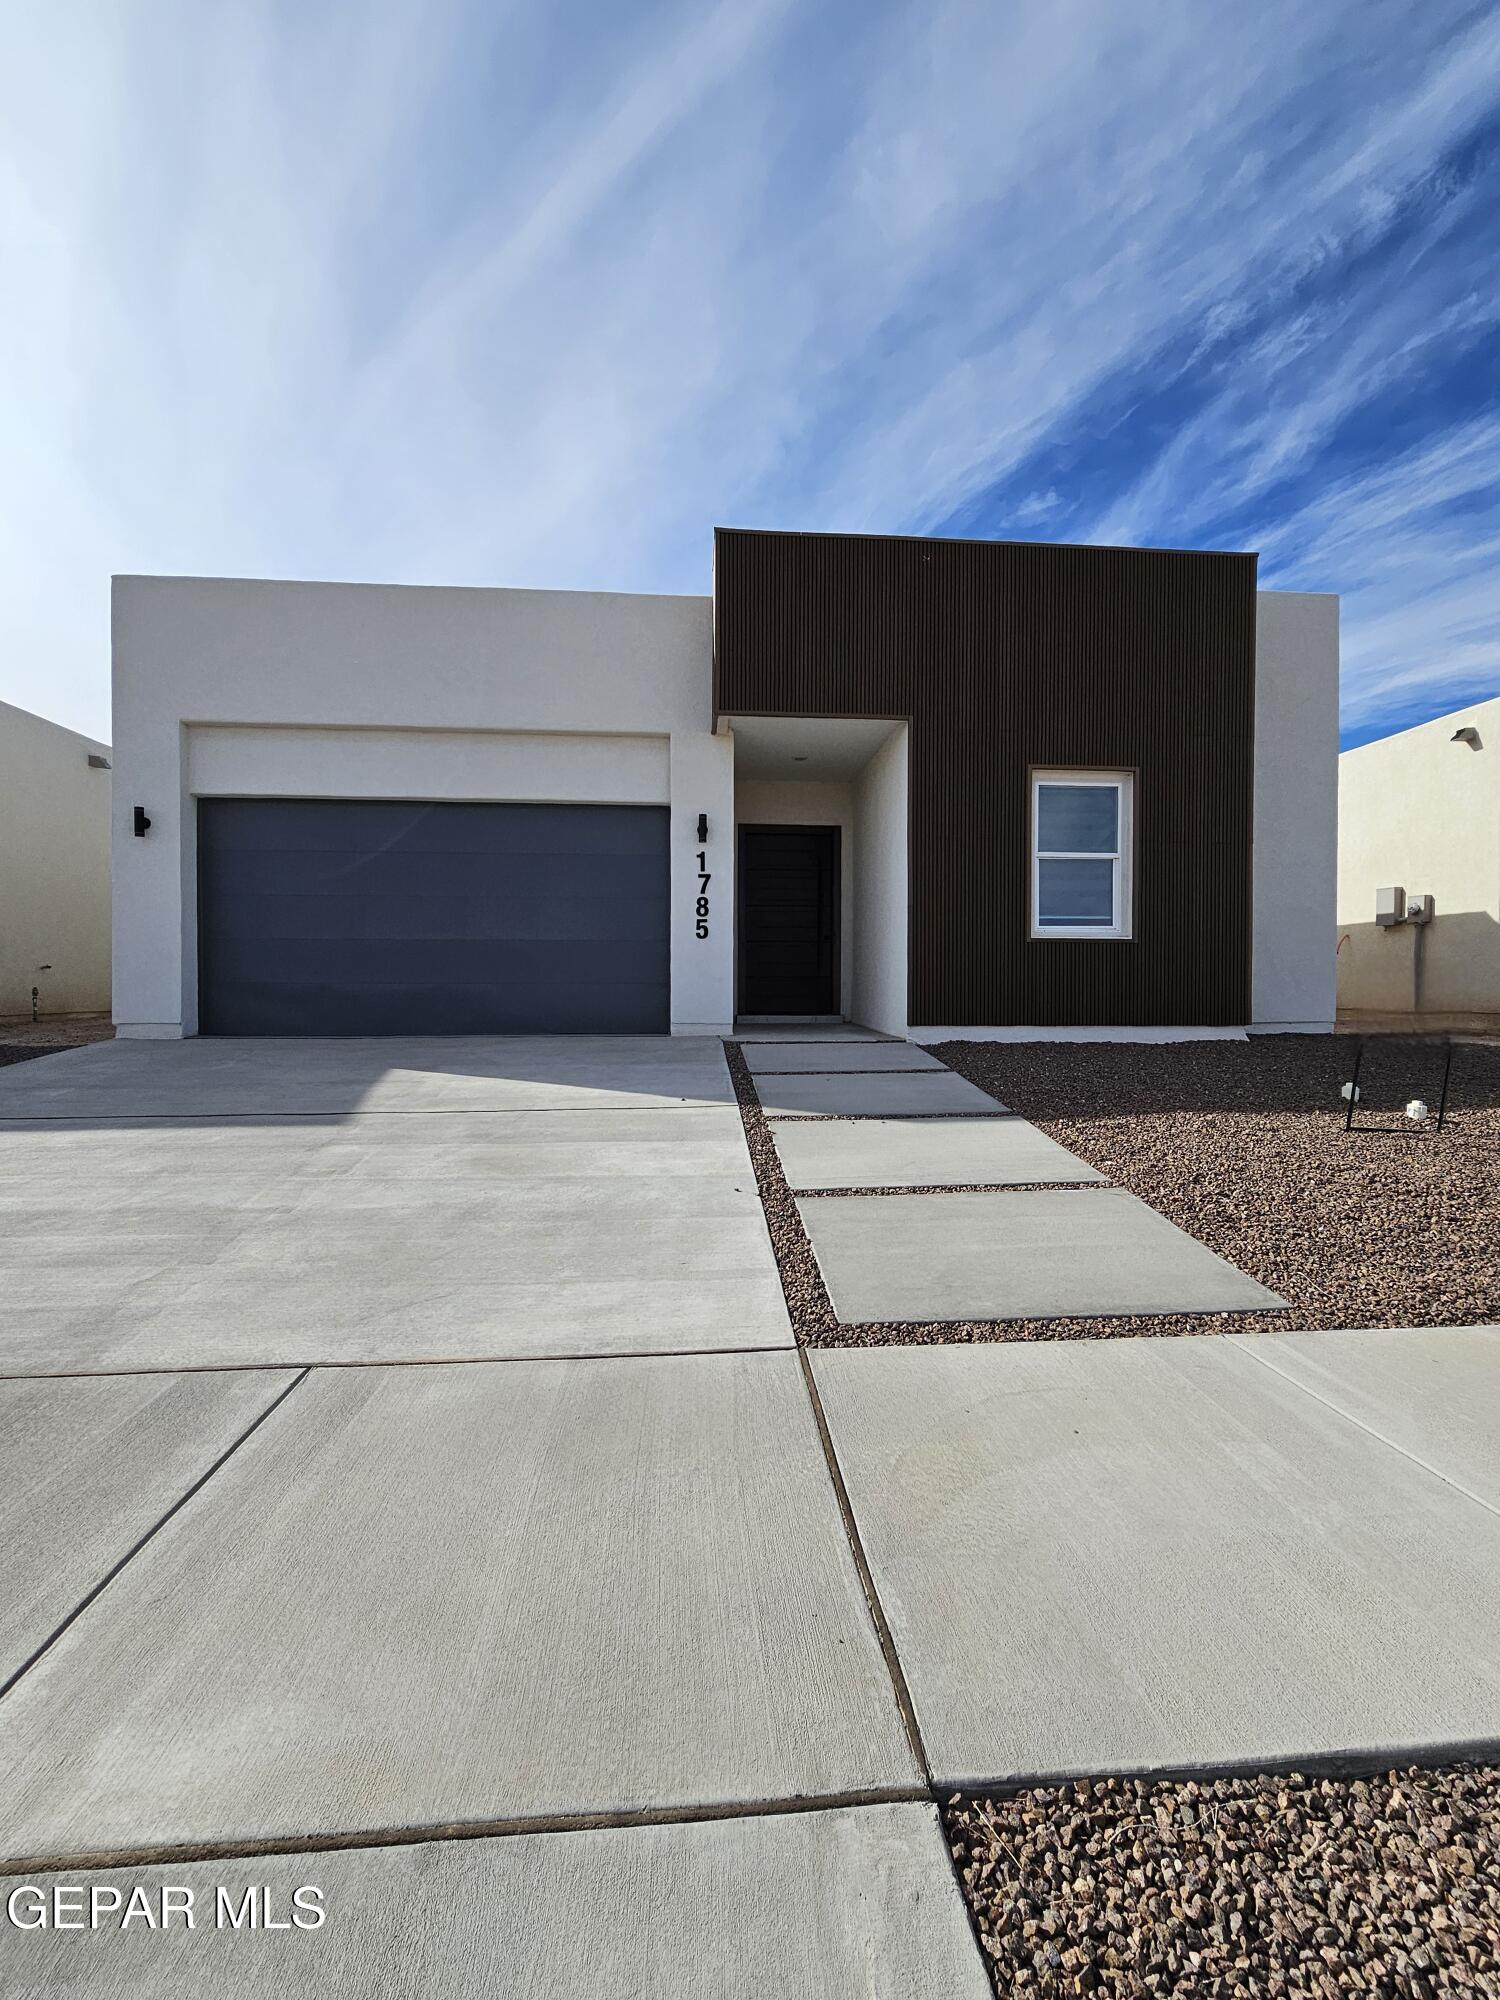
(1374, 886), (1434, 928)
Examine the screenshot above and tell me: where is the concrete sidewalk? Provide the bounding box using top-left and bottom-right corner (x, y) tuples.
(812, 1329), (1500, 1785)
(7, 1807), (993, 1999)
(0, 1352), (918, 1862)
(5, 1319), (1497, 1991)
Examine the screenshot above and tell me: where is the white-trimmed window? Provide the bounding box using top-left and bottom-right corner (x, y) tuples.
(1031, 770), (1133, 938)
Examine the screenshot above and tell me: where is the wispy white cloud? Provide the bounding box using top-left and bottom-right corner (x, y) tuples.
(0, 0), (1496, 739)
(1255, 415), (1500, 729)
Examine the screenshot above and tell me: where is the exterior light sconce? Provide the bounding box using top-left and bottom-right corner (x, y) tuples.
(133, 807), (152, 837)
(87, 753), (111, 769)
(1451, 726), (1481, 747)
(696, 813), (708, 844)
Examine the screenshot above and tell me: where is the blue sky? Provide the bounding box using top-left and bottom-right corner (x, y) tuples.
(3, 1), (1498, 749)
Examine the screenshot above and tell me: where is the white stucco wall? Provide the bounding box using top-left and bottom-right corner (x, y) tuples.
(733, 775), (855, 1018)
(669, 729), (736, 1034)
(185, 725), (671, 805)
(0, 699), (112, 1019)
(851, 726), (909, 1037)
(1251, 590), (1340, 1032)
(111, 576), (731, 1035)
(1337, 694), (1500, 1024)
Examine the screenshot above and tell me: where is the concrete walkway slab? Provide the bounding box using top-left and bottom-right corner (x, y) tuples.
(0, 1370), (293, 1686)
(744, 1044), (943, 1074)
(755, 1071), (1006, 1118)
(1232, 1325), (1500, 1509)
(733, 1025), (896, 1041)
(774, 1116), (1103, 1190)
(7, 1807), (991, 1999)
(0, 1354), (919, 1862)
(811, 1337), (1500, 1785)
(798, 1188), (1284, 1321)
(0, 1036), (736, 1119)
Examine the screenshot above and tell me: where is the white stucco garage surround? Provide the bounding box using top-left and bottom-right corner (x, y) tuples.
(111, 577), (736, 1038)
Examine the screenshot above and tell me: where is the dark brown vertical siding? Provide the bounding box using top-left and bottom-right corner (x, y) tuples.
(713, 528), (1257, 1027)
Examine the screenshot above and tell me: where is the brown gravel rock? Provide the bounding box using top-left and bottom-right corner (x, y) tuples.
(724, 1038), (1500, 1346)
(945, 1763), (1500, 1998)
(0, 1015), (113, 1051)
(0, 1044), (77, 1069)
(726, 1041), (841, 1340)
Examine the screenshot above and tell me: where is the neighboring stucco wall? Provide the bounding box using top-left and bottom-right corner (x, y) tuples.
(111, 576), (729, 1035)
(1337, 694), (1500, 1026)
(733, 775), (855, 1018)
(851, 726), (908, 1037)
(1251, 590), (1339, 1031)
(0, 699), (112, 1019)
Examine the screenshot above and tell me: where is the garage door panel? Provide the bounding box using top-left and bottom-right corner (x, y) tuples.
(203, 886), (671, 947)
(203, 847), (670, 903)
(198, 800), (670, 1036)
(207, 800), (671, 858)
(204, 936), (672, 987)
(215, 975), (671, 1038)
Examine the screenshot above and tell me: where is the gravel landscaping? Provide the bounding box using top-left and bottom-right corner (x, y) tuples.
(726, 1038), (1500, 1346)
(0, 1044), (76, 1070)
(0, 1016), (113, 1056)
(945, 1763), (1500, 1997)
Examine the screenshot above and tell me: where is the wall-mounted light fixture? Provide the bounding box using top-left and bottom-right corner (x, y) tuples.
(1452, 725), (1481, 747)
(87, 753), (111, 769)
(696, 813), (708, 843)
(133, 806), (151, 837)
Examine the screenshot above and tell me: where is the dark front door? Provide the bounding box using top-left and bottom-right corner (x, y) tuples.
(737, 824), (840, 1017)
(197, 797), (670, 1035)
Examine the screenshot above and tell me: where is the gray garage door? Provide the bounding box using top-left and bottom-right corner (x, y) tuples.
(197, 798), (670, 1036)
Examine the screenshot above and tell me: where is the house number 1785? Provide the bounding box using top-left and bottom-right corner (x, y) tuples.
(695, 850), (711, 938)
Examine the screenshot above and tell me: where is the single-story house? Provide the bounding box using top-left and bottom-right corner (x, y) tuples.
(0, 697), (112, 1023)
(110, 529), (1338, 1042)
(1337, 694), (1498, 1033)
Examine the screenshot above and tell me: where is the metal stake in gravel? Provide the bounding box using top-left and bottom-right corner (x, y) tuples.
(1344, 1037), (1456, 1135)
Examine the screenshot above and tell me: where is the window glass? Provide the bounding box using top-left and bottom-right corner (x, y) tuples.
(1037, 857), (1115, 926)
(1037, 783), (1118, 853)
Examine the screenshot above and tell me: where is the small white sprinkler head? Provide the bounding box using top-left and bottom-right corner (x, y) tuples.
(1341, 1081), (1360, 1103)
(1406, 1098), (1429, 1122)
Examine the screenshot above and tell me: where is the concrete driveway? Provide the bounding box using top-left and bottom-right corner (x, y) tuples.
(0, 1037), (789, 1370)
(0, 1038), (993, 1997)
